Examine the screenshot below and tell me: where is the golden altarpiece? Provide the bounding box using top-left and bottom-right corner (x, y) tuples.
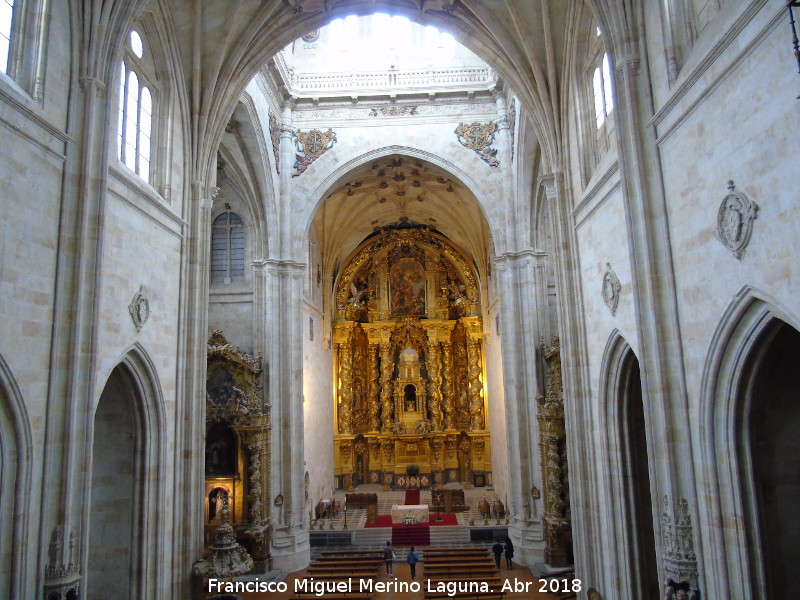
(204, 331), (271, 571)
(332, 226), (491, 490)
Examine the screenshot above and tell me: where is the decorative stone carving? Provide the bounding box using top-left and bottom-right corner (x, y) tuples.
(601, 263), (621, 316)
(44, 525), (81, 599)
(292, 128), (337, 176)
(192, 500), (253, 578)
(369, 106), (419, 117)
(661, 495), (700, 595)
(268, 111), (280, 173)
(128, 285), (150, 331)
(715, 180), (758, 259)
(454, 121), (499, 166)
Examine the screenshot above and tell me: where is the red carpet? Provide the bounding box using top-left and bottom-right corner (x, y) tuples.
(404, 489), (420, 504)
(364, 513), (458, 528)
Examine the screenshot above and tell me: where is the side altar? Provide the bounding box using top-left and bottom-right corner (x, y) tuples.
(332, 226), (492, 490)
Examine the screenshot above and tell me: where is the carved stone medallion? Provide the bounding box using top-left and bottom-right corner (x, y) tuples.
(601, 264), (621, 316)
(716, 180), (758, 259)
(128, 286), (150, 331)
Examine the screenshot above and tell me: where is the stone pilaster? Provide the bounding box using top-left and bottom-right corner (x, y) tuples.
(492, 250), (547, 563)
(258, 259), (308, 572)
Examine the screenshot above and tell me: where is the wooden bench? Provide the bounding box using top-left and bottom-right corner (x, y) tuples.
(290, 595), (372, 600)
(425, 592), (504, 600)
(315, 555), (383, 564)
(423, 560), (495, 569)
(319, 549), (384, 556)
(423, 550), (491, 558)
(306, 566), (378, 577)
(424, 568), (498, 578)
(423, 556), (493, 564)
(425, 576), (503, 586)
(297, 573), (376, 583)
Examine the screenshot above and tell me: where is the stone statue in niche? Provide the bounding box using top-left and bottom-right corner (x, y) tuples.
(209, 487), (229, 522)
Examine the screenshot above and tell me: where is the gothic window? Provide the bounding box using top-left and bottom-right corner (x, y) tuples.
(0, 0), (13, 73)
(211, 212), (245, 284)
(591, 51), (614, 155)
(118, 30), (154, 181)
(0, 0), (49, 97)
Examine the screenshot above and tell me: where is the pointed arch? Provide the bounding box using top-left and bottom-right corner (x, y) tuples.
(698, 286), (800, 600)
(0, 353), (33, 599)
(85, 343), (166, 600)
(597, 330), (659, 599)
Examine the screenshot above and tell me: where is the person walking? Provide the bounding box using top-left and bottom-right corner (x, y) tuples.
(383, 540), (395, 575)
(504, 536), (514, 569)
(491, 539), (503, 571)
(406, 546), (419, 579)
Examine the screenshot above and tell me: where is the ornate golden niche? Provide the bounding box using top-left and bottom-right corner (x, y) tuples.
(537, 335), (573, 567)
(332, 226), (491, 490)
(205, 331), (271, 571)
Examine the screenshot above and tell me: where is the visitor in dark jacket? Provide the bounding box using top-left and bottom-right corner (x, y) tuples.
(504, 536), (514, 569)
(492, 540), (503, 571)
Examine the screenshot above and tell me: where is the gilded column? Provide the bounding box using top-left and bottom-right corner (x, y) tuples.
(463, 318), (484, 430)
(334, 323), (355, 434)
(441, 338), (454, 430)
(426, 336), (443, 431)
(379, 334), (394, 431)
(367, 341), (380, 432)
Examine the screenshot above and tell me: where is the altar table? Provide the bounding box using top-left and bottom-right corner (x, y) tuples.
(391, 504), (430, 524)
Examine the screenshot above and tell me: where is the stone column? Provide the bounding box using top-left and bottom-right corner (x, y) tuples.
(492, 250), (546, 564)
(612, 49), (701, 596)
(259, 259), (308, 572)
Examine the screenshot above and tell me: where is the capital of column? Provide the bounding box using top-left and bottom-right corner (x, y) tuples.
(361, 322), (394, 345)
(333, 321), (357, 344)
(537, 172), (562, 201)
(259, 259), (306, 277)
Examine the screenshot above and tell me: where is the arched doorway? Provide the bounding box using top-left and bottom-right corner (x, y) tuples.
(747, 322), (800, 598)
(87, 365), (144, 600)
(618, 350), (659, 598)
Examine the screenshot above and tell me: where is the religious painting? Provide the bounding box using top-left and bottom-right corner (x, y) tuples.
(389, 257), (426, 316)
